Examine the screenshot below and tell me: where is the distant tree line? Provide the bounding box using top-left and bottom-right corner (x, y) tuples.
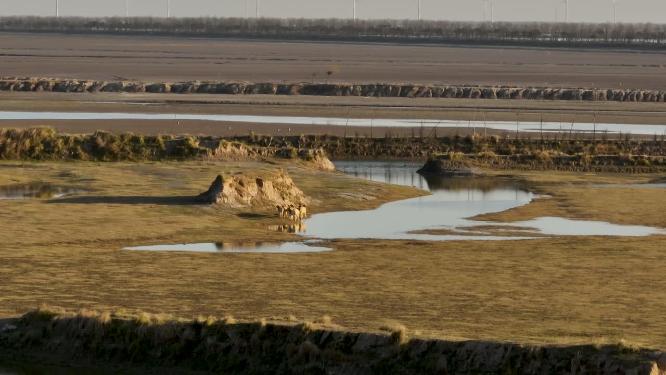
(1, 16), (666, 48)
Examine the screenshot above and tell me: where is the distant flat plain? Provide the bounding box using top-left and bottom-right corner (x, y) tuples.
(1, 32), (666, 89)
(2, 32), (666, 136)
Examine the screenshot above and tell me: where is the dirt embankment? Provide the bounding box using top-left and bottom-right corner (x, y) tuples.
(3, 77), (666, 103)
(289, 134), (666, 168)
(2, 128), (665, 172)
(0, 128), (335, 171)
(1, 308), (664, 375)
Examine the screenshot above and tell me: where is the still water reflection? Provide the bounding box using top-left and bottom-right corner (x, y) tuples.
(300, 161), (665, 240)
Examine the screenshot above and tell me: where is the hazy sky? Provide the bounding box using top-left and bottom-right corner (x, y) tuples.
(3, 0), (666, 23)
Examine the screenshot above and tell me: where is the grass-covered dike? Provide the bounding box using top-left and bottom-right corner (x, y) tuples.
(1, 307), (664, 374)
(1, 128), (665, 173)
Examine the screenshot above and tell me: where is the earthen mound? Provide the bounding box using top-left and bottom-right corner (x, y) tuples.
(195, 171), (308, 210)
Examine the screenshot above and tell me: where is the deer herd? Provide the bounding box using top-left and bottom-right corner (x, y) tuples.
(276, 204), (308, 222)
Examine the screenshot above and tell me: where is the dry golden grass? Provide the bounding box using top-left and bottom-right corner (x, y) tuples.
(0, 160), (420, 248)
(478, 171), (666, 227)
(0, 161), (665, 350)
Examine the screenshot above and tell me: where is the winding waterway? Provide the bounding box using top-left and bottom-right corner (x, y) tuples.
(300, 161), (665, 240)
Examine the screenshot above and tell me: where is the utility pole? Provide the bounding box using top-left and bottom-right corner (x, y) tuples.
(256, 0), (260, 18)
(612, 0), (617, 23)
(55, 0), (59, 17)
(244, 0), (248, 18)
(166, 0), (171, 18)
(353, 0), (356, 20)
(125, 0), (129, 18)
(564, 0), (569, 22)
(540, 114), (544, 142)
(417, 0), (421, 21)
(370, 119), (373, 138)
(515, 112), (520, 139)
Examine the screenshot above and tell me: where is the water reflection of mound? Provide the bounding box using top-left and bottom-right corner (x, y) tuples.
(423, 176), (525, 193)
(124, 241), (330, 253)
(214, 242), (275, 251)
(0, 182), (85, 200)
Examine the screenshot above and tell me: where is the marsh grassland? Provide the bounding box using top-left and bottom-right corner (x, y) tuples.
(1, 160), (665, 350)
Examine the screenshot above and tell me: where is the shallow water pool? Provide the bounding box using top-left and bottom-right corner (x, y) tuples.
(299, 161), (665, 240)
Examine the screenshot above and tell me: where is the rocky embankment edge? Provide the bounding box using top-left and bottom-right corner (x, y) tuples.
(2, 77), (666, 102)
(0, 308), (664, 374)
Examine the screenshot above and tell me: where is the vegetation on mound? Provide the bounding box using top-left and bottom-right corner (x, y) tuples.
(2, 17), (666, 49)
(0, 306), (663, 374)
